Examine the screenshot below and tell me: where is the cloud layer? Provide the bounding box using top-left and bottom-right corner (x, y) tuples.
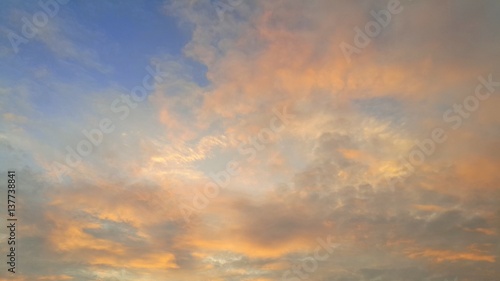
(0, 0), (499, 280)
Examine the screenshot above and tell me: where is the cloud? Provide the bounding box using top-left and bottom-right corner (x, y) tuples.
(0, 0), (499, 280)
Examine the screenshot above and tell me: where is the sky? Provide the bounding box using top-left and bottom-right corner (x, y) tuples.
(0, 0), (499, 280)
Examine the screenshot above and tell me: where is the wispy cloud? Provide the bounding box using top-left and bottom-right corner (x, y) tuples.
(0, 0), (499, 280)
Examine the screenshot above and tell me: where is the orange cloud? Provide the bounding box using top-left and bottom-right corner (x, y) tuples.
(90, 253), (178, 270)
(406, 248), (496, 263)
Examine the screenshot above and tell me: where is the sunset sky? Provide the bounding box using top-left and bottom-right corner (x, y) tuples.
(0, 0), (499, 280)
